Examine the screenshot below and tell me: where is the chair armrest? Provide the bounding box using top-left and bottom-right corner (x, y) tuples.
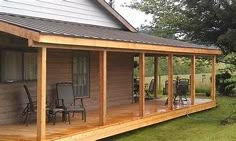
(55, 99), (65, 108)
(74, 97), (85, 107)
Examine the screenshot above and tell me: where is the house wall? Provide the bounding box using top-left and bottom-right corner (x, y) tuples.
(0, 39), (134, 124)
(87, 52), (134, 110)
(0, 0), (124, 29)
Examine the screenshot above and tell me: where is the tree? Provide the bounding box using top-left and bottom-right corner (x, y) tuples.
(127, 0), (236, 53)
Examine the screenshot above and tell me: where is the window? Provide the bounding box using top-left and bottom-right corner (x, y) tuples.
(0, 50), (37, 82)
(24, 52), (37, 80)
(73, 52), (90, 97)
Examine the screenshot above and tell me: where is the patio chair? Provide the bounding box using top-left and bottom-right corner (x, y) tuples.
(22, 85), (67, 126)
(174, 78), (189, 104)
(56, 82), (86, 122)
(145, 79), (155, 100)
(133, 78), (155, 103)
(22, 85), (37, 126)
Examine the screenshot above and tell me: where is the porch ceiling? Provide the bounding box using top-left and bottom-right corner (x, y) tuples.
(0, 12), (221, 55)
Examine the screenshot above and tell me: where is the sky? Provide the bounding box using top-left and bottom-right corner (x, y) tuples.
(105, 0), (152, 28)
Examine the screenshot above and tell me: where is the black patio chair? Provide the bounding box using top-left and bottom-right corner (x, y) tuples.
(56, 82), (86, 122)
(174, 78), (189, 104)
(22, 85), (37, 126)
(145, 79), (155, 100)
(133, 78), (155, 103)
(22, 85), (67, 125)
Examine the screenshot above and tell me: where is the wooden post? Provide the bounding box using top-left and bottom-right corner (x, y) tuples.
(154, 56), (159, 98)
(99, 51), (107, 126)
(190, 56), (196, 105)
(159, 75), (161, 93)
(37, 47), (47, 141)
(168, 54), (173, 110)
(139, 52), (145, 117)
(211, 56), (216, 101)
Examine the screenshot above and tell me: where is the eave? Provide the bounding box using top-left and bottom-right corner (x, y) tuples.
(33, 34), (221, 55)
(0, 21), (221, 55)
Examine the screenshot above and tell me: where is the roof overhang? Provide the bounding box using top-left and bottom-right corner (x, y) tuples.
(0, 21), (221, 55)
(32, 34), (221, 55)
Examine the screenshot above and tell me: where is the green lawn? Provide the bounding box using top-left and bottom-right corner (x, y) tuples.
(103, 96), (236, 141)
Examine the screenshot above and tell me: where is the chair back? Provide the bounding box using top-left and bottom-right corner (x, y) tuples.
(23, 85), (35, 112)
(56, 82), (75, 106)
(148, 79), (155, 93)
(177, 79), (189, 95)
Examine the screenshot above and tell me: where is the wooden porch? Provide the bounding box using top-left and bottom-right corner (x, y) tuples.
(0, 98), (214, 141)
(0, 14), (221, 140)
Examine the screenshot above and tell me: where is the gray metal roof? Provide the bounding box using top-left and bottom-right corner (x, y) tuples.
(0, 13), (218, 50)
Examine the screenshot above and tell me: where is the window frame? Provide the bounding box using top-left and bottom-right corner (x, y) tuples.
(0, 49), (37, 83)
(72, 51), (90, 98)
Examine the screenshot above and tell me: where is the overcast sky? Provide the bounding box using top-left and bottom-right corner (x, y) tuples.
(105, 0), (152, 28)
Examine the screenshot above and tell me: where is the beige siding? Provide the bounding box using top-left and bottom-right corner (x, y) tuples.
(107, 52), (134, 106)
(0, 46), (134, 124)
(84, 52), (134, 110)
(47, 49), (73, 100)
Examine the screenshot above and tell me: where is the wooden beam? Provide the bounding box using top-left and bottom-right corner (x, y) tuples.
(168, 54), (173, 110)
(139, 52), (145, 117)
(31, 41), (221, 56)
(99, 51), (107, 126)
(154, 56), (159, 98)
(38, 35), (222, 55)
(0, 22), (40, 41)
(190, 55), (196, 105)
(211, 56), (216, 101)
(36, 47), (47, 141)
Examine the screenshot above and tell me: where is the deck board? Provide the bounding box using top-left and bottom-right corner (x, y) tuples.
(0, 98), (213, 141)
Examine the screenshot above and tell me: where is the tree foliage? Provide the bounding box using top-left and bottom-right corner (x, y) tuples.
(127, 0), (236, 53)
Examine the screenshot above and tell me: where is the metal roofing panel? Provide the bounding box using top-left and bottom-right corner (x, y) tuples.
(0, 13), (219, 50)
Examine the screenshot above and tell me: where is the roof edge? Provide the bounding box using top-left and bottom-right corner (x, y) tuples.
(97, 0), (137, 32)
(0, 21), (40, 41)
(38, 34), (222, 55)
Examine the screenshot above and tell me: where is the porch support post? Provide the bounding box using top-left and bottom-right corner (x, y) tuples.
(154, 56), (159, 98)
(139, 52), (145, 117)
(168, 54), (173, 110)
(190, 55), (196, 105)
(99, 50), (107, 126)
(211, 55), (216, 101)
(37, 47), (47, 141)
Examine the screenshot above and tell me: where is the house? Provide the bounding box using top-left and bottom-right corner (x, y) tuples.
(0, 0), (221, 140)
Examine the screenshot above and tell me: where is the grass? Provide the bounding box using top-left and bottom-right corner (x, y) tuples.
(102, 96), (236, 141)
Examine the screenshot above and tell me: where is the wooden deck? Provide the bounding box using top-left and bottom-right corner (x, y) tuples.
(0, 98), (214, 141)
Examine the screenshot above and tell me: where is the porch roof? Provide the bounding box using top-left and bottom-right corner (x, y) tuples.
(0, 12), (221, 55)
